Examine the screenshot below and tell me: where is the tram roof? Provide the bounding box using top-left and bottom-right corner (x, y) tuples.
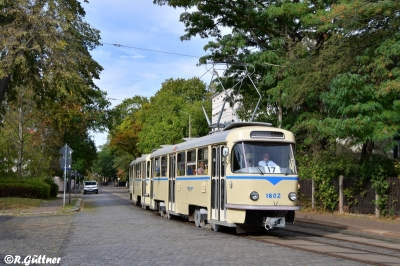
(129, 153), (150, 166)
(150, 122), (277, 158)
(130, 122), (286, 162)
(151, 130), (230, 158)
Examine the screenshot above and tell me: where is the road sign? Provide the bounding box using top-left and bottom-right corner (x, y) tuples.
(59, 144), (73, 170)
(59, 145), (73, 156)
(60, 158), (72, 170)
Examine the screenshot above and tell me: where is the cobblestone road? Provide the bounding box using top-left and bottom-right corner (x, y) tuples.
(59, 187), (367, 266)
(0, 214), (74, 265)
(1, 187), (368, 265)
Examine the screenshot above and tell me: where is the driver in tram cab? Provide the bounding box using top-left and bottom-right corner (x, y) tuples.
(258, 152), (278, 167)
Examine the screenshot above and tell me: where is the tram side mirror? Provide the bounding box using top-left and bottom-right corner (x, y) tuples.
(222, 147), (229, 157)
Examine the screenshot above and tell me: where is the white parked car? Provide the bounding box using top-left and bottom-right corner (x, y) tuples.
(83, 181), (98, 194)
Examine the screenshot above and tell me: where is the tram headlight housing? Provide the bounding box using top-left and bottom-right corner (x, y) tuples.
(288, 192), (297, 201)
(250, 191), (259, 201)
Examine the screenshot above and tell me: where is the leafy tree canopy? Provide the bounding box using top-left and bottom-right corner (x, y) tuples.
(137, 77), (210, 153)
(0, 0), (103, 119)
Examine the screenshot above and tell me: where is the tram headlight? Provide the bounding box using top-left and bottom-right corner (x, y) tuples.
(288, 192), (297, 201)
(250, 191), (259, 201)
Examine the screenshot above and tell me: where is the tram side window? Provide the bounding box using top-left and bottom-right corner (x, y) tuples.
(187, 149), (196, 175)
(153, 157), (160, 177)
(177, 152), (185, 176)
(140, 162), (145, 179)
(147, 161), (150, 178)
(161, 156), (167, 176)
(197, 148), (208, 175)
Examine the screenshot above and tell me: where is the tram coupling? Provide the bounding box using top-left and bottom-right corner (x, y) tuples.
(263, 217), (285, 230)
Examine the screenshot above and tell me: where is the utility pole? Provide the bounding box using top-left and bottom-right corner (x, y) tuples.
(175, 109), (191, 138)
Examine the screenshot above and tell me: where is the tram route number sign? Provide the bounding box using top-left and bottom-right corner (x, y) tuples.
(59, 145), (73, 170)
(264, 166), (281, 173)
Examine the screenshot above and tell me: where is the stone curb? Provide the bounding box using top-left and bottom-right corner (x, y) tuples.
(296, 217), (400, 240)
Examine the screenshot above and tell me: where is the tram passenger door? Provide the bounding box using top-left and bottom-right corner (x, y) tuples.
(144, 161), (151, 206)
(141, 162), (146, 205)
(211, 145), (226, 222)
(168, 154), (176, 213)
(149, 160), (154, 209)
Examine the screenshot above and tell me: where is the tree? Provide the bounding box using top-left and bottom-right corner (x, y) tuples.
(137, 78), (209, 153)
(0, 0), (102, 119)
(152, 1), (400, 214)
(92, 145), (117, 183)
(108, 96), (149, 158)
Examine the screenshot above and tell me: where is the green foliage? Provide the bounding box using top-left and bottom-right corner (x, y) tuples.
(0, 0), (103, 112)
(0, 179), (50, 199)
(92, 146), (117, 180)
(0, 0), (109, 178)
(137, 78), (209, 153)
(149, 1), (400, 214)
(297, 147), (358, 212)
(360, 155), (395, 215)
(342, 178), (365, 210)
(43, 177), (59, 198)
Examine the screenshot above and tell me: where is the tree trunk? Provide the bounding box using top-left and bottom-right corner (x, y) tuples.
(0, 76), (10, 106)
(360, 140), (374, 164)
(17, 107), (24, 176)
(277, 104), (282, 128)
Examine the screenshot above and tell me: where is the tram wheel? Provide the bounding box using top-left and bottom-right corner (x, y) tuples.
(194, 209), (205, 227)
(164, 212), (171, 219)
(211, 223), (222, 232)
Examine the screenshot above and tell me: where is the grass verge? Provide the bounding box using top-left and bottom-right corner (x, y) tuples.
(61, 198), (79, 211)
(0, 197), (45, 210)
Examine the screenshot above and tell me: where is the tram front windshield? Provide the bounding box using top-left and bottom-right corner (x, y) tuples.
(232, 142), (297, 174)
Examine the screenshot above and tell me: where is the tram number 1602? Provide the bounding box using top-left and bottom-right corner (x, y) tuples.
(266, 193), (281, 199)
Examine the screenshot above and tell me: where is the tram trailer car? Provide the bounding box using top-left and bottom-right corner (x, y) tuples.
(130, 154), (151, 207)
(129, 122), (300, 233)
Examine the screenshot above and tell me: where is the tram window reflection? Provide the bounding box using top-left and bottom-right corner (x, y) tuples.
(186, 149), (196, 175)
(232, 142), (297, 174)
(197, 147), (208, 175)
(177, 152), (185, 176)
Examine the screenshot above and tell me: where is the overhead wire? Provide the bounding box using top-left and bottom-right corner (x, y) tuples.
(101, 42), (201, 59)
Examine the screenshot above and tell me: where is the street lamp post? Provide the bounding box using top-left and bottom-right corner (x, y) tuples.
(175, 110), (191, 138)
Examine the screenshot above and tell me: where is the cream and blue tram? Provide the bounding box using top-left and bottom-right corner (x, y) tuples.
(130, 154), (151, 207)
(129, 122), (300, 232)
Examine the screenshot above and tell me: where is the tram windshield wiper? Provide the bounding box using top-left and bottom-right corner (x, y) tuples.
(249, 161), (264, 175)
(285, 155), (293, 176)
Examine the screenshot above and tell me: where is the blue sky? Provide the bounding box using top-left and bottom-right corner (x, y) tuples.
(81, 1), (214, 148)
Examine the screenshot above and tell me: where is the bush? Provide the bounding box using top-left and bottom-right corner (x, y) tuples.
(43, 177), (59, 198)
(0, 178), (51, 199)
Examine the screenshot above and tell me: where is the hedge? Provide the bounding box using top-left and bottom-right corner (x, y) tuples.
(43, 178), (59, 198)
(0, 179), (51, 199)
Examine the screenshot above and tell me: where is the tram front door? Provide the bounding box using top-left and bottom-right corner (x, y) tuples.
(211, 145), (226, 223)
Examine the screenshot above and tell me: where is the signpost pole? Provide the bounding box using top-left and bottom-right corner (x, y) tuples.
(74, 170), (77, 198)
(60, 144), (73, 208)
(63, 144), (67, 207)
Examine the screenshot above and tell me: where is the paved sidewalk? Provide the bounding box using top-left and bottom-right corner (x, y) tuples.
(296, 211), (400, 241)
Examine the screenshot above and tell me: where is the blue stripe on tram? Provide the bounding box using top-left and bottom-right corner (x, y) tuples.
(226, 175), (298, 185)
